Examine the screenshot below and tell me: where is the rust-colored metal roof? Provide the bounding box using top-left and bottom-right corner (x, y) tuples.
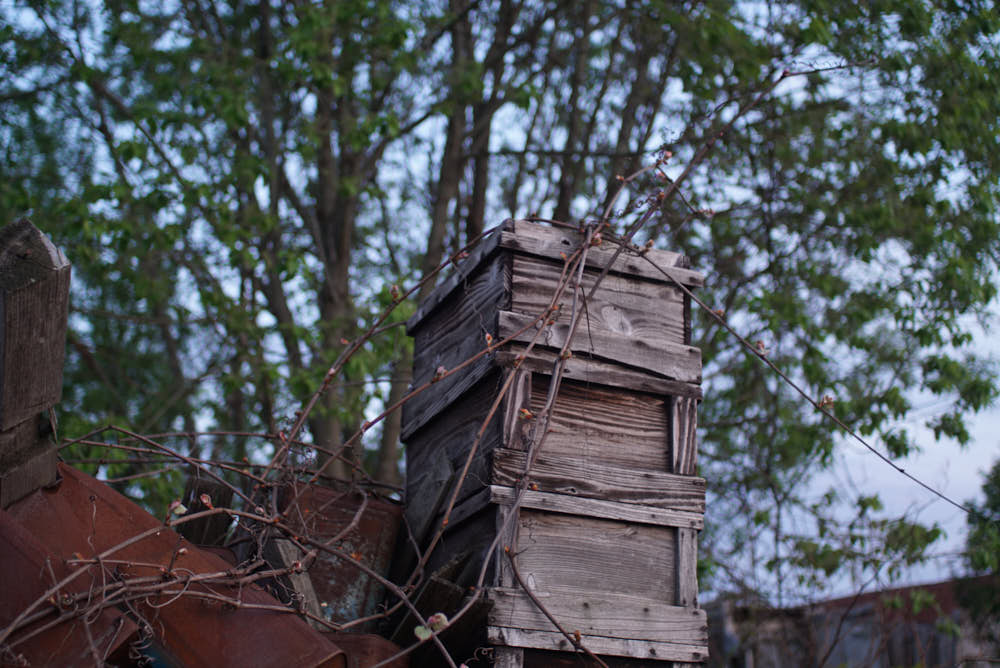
(280, 484), (403, 630)
(1, 464), (346, 668)
(0, 508), (137, 666)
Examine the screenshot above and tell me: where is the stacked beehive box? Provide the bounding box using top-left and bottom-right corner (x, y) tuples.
(401, 220), (707, 666)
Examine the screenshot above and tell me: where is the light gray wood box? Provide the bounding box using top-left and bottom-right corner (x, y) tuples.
(401, 220), (708, 665)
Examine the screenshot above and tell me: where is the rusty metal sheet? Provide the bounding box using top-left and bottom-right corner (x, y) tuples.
(0, 508), (137, 666)
(327, 632), (409, 668)
(280, 485), (403, 629)
(5, 464), (346, 668)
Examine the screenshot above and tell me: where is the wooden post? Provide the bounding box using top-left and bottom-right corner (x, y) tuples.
(0, 219), (71, 508)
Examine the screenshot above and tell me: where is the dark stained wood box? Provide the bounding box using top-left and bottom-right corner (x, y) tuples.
(401, 220), (708, 665)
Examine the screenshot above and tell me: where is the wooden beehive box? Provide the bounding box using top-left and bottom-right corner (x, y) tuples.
(401, 220), (707, 665)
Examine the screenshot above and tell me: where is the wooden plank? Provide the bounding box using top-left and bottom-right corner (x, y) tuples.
(405, 448), (453, 548)
(494, 646), (525, 668)
(676, 528), (698, 609)
(494, 499), (520, 589)
(501, 368), (532, 452)
(489, 627), (707, 663)
(490, 486), (702, 530)
(671, 396), (698, 476)
(505, 510), (678, 599)
(510, 254), (688, 347)
(528, 375), (671, 473)
(411, 251), (508, 385)
(0, 445), (57, 508)
(492, 448), (706, 512)
(438, 485), (491, 530)
(424, 505), (499, 586)
(401, 352), (495, 441)
(495, 347), (702, 399)
(406, 220), (512, 333)
(0, 220), (72, 431)
(488, 586), (708, 645)
(520, 648), (685, 668)
(0, 418), (44, 474)
(498, 220), (704, 288)
(404, 369), (502, 474)
(499, 310), (701, 384)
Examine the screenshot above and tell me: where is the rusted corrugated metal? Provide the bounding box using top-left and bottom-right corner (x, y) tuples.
(0, 508), (137, 666)
(280, 484), (403, 629)
(3, 464), (346, 668)
(327, 632), (410, 668)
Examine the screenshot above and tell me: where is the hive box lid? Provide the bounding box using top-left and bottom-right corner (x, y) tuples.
(407, 220), (704, 334)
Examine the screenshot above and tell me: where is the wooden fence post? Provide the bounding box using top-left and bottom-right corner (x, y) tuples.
(0, 219), (71, 508)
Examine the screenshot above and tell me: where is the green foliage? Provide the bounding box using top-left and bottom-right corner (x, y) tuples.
(958, 461), (1000, 642)
(965, 460), (1000, 575)
(2, 0), (999, 602)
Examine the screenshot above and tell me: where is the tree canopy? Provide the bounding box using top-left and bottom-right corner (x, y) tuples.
(3, 0), (999, 603)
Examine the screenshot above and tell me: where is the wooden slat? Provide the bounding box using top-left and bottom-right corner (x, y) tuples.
(507, 510), (677, 598)
(510, 254), (688, 347)
(411, 252), (508, 384)
(494, 501), (519, 589)
(404, 448), (453, 547)
(0, 219), (72, 431)
(407, 220), (512, 333)
(528, 375), (671, 473)
(498, 220), (704, 288)
(492, 448), (705, 512)
(423, 505), (499, 584)
(488, 586), (708, 645)
(671, 396), (699, 476)
(490, 486), (703, 530)
(488, 626), (707, 663)
(495, 347), (702, 399)
(0, 446), (57, 508)
(401, 353), (495, 440)
(499, 311), (702, 384)
(493, 646), (525, 668)
(501, 368), (532, 451)
(676, 528), (699, 609)
(403, 370), (502, 500)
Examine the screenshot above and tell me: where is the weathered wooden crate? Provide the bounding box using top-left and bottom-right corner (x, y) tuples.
(401, 220), (707, 665)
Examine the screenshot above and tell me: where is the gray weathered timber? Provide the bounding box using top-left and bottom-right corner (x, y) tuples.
(496, 220), (703, 288)
(499, 311), (701, 384)
(410, 251), (509, 387)
(510, 254), (688, 346)
(403, 249), (509, 438)
(404, 448), (453, 549)
(489, 487), (703, 530)
(0, 220), (70, 508)
(503, 510), (677, 598)
(492, 448), (706, 512)
(501, 367), (532, 451)
(0, 220), (71, 430)
(676, 528), (699, 609)
(671, 397), (698, 476)
(527, 375), (671, 472)
(495, 347), (702, 399)
(0, 446), (57, 508)
(406, 220), (511, 332)
(401, 219), (707, 665)
(487, 627), (707, 664)
(488, 587), (708, 644)
(406, 220), (703, 335)
(404, 370), (503, 494)
(401, 354), (494, 441)
(493, 646), (525, 668)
